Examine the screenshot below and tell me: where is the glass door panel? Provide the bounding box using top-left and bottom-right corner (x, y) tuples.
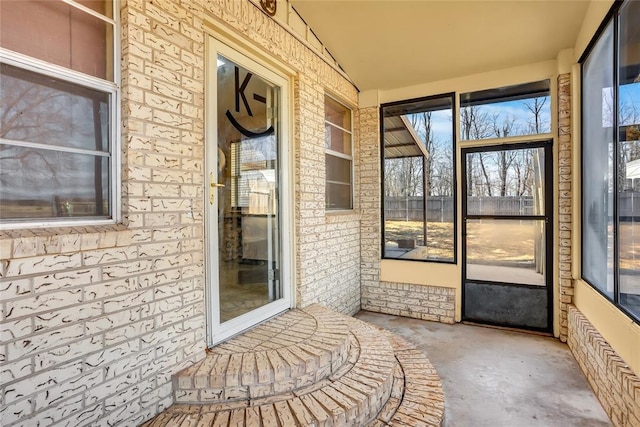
(207, 41), (290, 345)
(216, 54), (281, 323)
(463, 143), (552, 332)
(466, 219), (546, 286)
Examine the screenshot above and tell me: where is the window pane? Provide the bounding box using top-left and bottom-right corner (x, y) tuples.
(325, 123), (351, 155)
(325, 182), (351, 210)
(325, 96), (351, 130)
(466, 147), (545, 216)
(0, 147), (110, 220)
(1, 64), (111, 152)
(618, 0), (640, 319)
(0, 0), (113, 80)
(582, 21), (615, 298)
(466, 219), (545, 286)
(460, 81), (551, 140)
(324, 96), (352, 210)
(383, 95), (455, 262)
(326, 154), (351, 184)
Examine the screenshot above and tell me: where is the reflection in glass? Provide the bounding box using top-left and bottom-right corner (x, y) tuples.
(382, 96), (455, 262)
(325, 96), (352, 209)
(0, 148), (109, 219)
(0, 64), (111, 221)
(216, 55), (281, 323)
(618, 0), (640, 318)
(1, 64), (110, 151)
(466, 219), (545, 286)
(582, 21), (615, 298)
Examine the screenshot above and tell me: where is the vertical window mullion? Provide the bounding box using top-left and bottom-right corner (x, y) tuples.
(613, 11), (620, 304)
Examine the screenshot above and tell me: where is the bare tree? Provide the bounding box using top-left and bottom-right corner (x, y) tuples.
(524, 97), (549, 134)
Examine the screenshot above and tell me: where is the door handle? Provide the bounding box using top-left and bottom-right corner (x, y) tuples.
(209, 173), (225, 205)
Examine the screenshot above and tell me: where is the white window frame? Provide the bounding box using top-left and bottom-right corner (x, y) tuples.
(0, 0), (120, 230)
(324, 94), (354, 210)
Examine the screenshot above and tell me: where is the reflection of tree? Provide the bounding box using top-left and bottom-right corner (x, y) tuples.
(0, 79), (70, 189)
(1, 64), (108, 217)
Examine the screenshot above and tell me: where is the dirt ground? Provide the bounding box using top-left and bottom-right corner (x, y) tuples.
(385, 220), (640, 268)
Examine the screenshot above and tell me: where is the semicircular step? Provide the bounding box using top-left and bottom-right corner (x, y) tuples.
(142, 305), (445, 426)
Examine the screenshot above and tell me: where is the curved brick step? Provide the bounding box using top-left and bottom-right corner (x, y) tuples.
(142, 307), (445, 426)
(173, 305), (352, 403)
(368, 332), (444, 427)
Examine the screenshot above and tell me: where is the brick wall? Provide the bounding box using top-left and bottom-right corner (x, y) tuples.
(357, 106), (455, 322)
(294, 75), (361, 315)
(0, 0), (360, 425)
(558, 73), (574, 342)
(568, 306), (640, 426)
(362, 281), (456, 324)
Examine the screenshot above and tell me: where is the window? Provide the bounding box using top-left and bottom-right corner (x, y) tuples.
(325, 96), (353, 210)
(0, 0), (118, 226)
(581, 0), (640, 322)
(381, 94), (455, 262)
(460, 80), (551, 141)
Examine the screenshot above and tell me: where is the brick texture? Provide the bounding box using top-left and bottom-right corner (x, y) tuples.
(0, 0), (359, 425)
(558, 73), (574, 343)
(357, 107), (456, 323)
(362, 281), (456, 324)
(568, 306), (640, 427)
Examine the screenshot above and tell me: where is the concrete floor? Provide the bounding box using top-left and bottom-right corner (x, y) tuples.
(356, 311), (612, 427)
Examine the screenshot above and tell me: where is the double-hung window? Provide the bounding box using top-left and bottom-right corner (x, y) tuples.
(581, 0), (640, 322)
(0, 0), (119, 227)
(325, 95), (353, 210)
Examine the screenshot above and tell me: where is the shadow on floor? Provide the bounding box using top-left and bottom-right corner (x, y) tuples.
(356, 311), (612, 427)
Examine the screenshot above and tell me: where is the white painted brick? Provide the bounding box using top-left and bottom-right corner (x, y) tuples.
(0, 318), (34, 342)
(85, 277), (140, 301)
(33, 393), (84, 426)
(1, 357), (33, 382)
(5, 289), (83, 320)
(0, 396), (33, 425)
(3, 361), (83, 404)
(5, 254), (82, 277)
(7, 323), (85, 360)
(105, 347), (156, 381)
(24, 257), (93, 287)
(35, 336), (103, 371)
(104, 319), (155, 346)
(85, 309), (139, 336)
(0, 277), (31, 301)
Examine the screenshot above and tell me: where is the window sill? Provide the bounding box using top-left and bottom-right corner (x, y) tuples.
(0, 222), (131, 260)
(325, 210), (360, 223)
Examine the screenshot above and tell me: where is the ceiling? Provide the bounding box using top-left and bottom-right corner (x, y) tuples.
(290, 0), (592, 91)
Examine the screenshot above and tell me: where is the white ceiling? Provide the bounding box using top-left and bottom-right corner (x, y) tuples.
(290, 0), (591, 91)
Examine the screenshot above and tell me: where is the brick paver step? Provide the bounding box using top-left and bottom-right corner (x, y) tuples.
(142, 306), (445, 426)
(173, 305), (352, 404)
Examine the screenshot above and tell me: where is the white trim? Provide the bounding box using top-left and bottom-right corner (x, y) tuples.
(61, 0), (117, 25)
(0, 49), (118, 90)
(458, 133), (554, 149)
(324, 95), (354, 211)
(325, 120), (353, 135)
(0, 138), (111, 157)
(206, 36), (294, 346)
(0, 0), (121, 228)
(3, 218), (116, 230)
(325, 150), (353, 161)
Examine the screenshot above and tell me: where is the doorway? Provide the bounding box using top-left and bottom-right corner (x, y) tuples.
(206, 38), (292, 345)
(462, 142), (553, 332)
